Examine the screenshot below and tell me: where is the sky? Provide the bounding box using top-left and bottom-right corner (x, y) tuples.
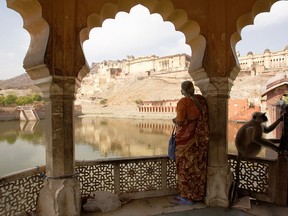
(0, 1), (288, 80)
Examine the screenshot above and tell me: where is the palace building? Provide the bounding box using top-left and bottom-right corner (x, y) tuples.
(79, 46), (288, 96)
(78, 53), (191, 96)
(237, 46), (288, 76)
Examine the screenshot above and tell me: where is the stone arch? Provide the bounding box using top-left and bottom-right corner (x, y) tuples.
(6, 0), (50, 80)
(79, 0), (207, 85)
(230, 0), (279, 80)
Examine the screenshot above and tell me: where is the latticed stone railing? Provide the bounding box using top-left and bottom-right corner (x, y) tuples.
(0, 166), (45, 216)
(0, 155), (282, 215)
(228, 154), (277, 203)
(76, 156), (177, 199)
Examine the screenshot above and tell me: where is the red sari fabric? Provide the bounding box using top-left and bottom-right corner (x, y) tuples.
(175, 95), (209, 201)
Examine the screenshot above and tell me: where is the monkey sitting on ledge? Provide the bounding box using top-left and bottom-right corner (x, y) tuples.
(235, 112), (283, 158)
(229, 112), (283, 206)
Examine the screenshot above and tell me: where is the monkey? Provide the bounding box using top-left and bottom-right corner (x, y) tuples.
(279, 104), (288, 152)
(235, 112), (282, 158)
(229, 112), (283, 207)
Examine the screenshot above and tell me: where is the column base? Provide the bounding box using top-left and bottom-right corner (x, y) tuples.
(204, 165), (234, 207)
(37, 177), (81, 216)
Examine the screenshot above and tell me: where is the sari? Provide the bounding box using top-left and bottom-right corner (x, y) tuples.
(175, 95), (209, 201)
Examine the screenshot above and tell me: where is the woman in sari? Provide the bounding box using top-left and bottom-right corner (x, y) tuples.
(171, 80), (209, 204)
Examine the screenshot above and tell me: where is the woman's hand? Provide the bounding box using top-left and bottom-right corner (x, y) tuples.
(173, 118), (185, 126)
(172, 118), (176, 124)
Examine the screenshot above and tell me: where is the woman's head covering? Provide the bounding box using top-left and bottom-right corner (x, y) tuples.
(181, 81), (195, 97)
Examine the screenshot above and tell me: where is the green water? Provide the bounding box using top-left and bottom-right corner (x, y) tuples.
(0, 117), (244, 176)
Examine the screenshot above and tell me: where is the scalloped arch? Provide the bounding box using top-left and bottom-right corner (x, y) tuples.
(79, 0), (206, 81)
(6, 0), (50, 79)
(230, 0), (278, 67)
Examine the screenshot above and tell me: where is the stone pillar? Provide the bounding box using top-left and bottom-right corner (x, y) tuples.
(194, 74), (234, 207)
(35, 75), (81, 216)
(276, 155), (288, 205)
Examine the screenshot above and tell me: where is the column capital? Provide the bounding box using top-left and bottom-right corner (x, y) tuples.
(49, 75), (81, 100)
(190, 67), (237, 98)
(205, 77), (234, 99)
(194, 76), (234, 99)
(26, 64), (81, 100)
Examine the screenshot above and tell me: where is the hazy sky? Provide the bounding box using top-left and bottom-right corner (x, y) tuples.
(0, 1), (288, 80)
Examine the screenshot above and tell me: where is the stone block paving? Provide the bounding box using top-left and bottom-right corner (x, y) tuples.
(81, 196), (288, 216)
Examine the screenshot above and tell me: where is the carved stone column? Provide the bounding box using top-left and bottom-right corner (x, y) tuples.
(204, 77), (234, 207)
(276, 155), (288, 205)
(32, 73), (81, 216)
(193, 72), (235, 207)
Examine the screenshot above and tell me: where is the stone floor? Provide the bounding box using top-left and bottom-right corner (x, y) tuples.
(81, 195), (288, 216)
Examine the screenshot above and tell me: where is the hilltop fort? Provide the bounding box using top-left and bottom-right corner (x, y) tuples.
(75, 46), (288, 119)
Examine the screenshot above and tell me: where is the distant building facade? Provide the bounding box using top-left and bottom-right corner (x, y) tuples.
(78, 53), (190, 96)
(228, 98), (261, 122)
(237, 45), (288, 76)
(138, 100), (178, 113)
(262, 71), (288, 138)
(91, 53), (190, 77)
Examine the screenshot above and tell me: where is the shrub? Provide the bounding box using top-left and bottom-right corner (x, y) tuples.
(0, 94), (43, 107)
(5, 95), (17, 106)
(16, 96), (33, 105)
(284, 96), (288, 105)
(135, 99), (143, 105)
(31, 93), (42, 101)
(100, 99), (108, 104)
(0, 96), (5, 106)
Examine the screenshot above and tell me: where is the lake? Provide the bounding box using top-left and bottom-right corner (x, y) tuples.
(0, 116), (267, 176)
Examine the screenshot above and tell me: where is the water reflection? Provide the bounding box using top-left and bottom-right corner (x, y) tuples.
(74, 117), (172, 159)
(0, 120), (46, 176)
(0, 117), (251, 176)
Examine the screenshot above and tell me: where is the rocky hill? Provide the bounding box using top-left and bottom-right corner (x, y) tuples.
(0, 73), (33, 89)
(78, 72), (275, 107)
(0, 71), (276, 105)
(231, 74), (274, 99)
(99, 76), (184, 105)
(0, 73), (41, 96)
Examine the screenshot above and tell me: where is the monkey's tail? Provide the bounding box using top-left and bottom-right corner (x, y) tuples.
(229, 153), (242, 207)
(235, 154), (242, 187)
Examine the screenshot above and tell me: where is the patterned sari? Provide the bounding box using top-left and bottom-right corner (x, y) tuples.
(175, 95), (209, 201)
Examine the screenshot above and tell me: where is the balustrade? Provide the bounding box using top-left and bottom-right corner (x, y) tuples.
(0, 155), (287, 215)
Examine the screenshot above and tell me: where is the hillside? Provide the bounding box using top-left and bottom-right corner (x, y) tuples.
(0, 73), (41, 97)
(230, 74), (274, 99)
(0, 73), (33, 89)
(101, 77), (183, 105)
(83, 73), (273, 106)
(0, 72), (273, 106)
